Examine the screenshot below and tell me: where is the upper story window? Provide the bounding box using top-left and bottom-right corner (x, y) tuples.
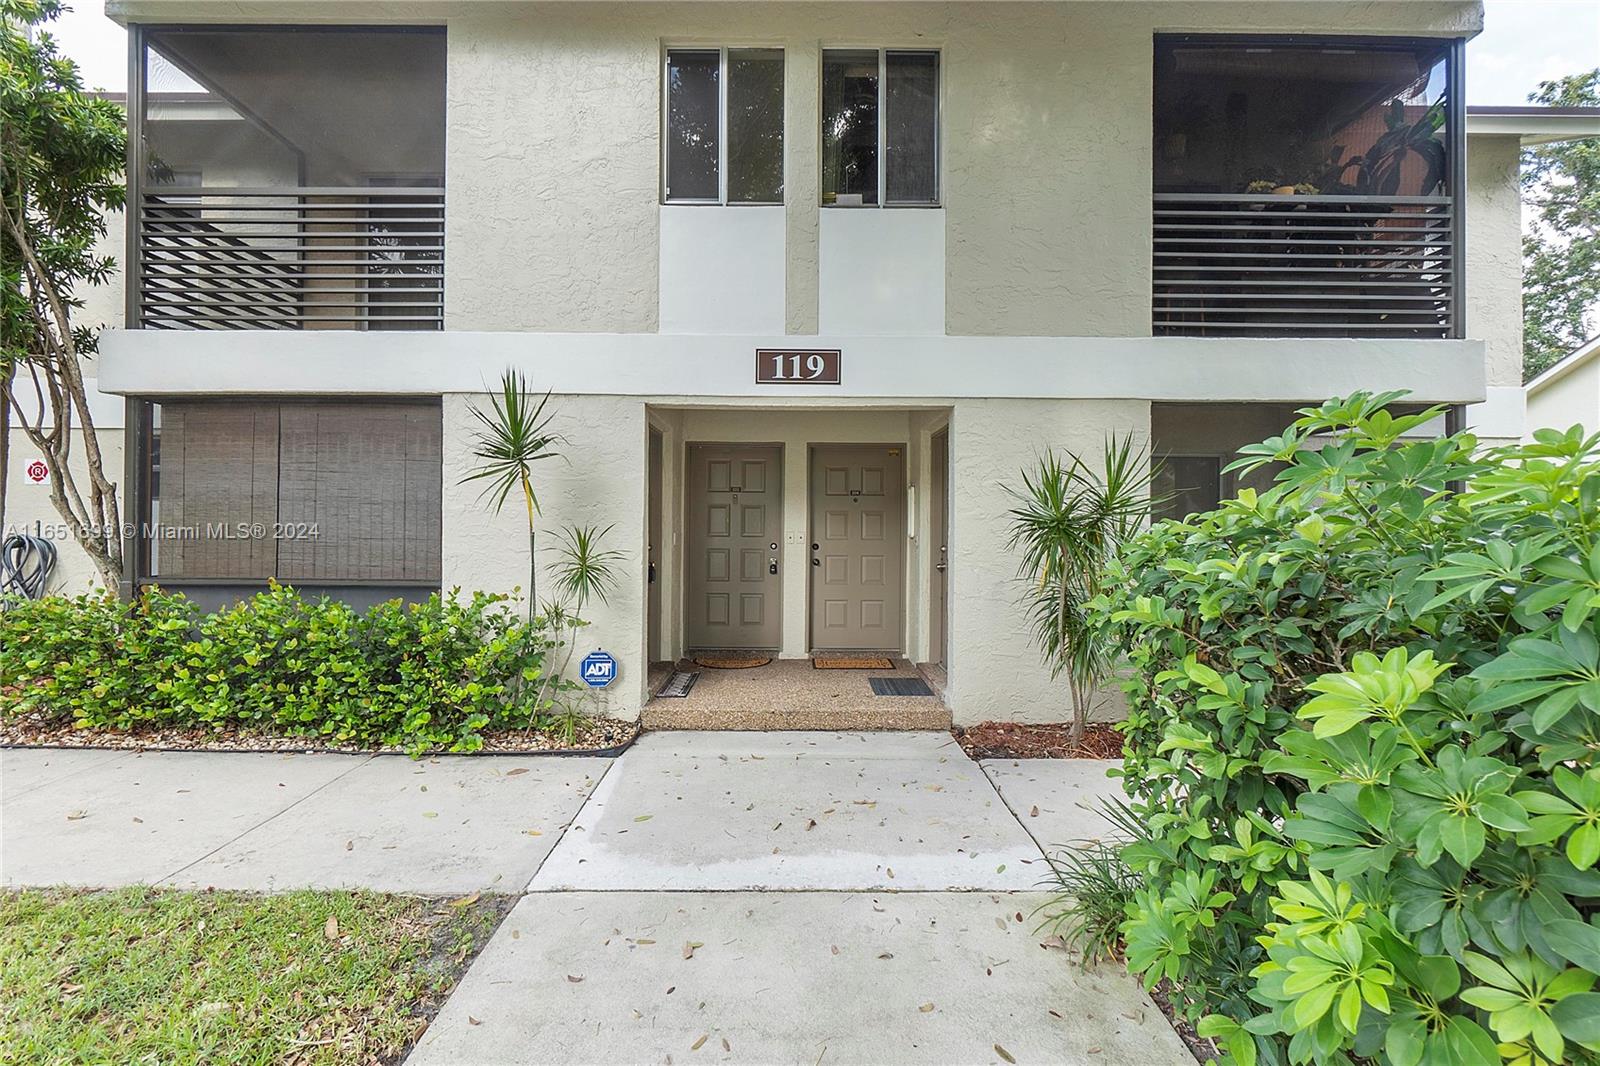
(663, 48), (784, 204)
(821, 49), (939, 207)
(1154, 36), (1452, 197)
(1151, 35), (1461, 339)
(133, 26), (446, 330)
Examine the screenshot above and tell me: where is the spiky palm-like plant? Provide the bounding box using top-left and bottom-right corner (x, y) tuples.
(1003, 435), (1157, 744)
(461, 369), (564, 620)
(536, 524), (624, 736)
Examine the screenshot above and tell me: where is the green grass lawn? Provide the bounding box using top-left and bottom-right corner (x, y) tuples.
(0, 887), (508, 1065)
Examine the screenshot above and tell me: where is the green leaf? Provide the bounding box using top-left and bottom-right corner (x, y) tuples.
(1552, 993), (1600, 1044)
(1546, 919), (1600, 972)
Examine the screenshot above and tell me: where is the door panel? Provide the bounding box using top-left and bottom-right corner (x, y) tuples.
(687, 444), (782, 649)
(810, 445), (904, 651)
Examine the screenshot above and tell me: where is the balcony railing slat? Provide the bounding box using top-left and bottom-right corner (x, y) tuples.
(137, 186), (444, 331)
(1153, 192), (1455, 339)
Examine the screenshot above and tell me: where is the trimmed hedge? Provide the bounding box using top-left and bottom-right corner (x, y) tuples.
(1095, 395), (1600, 1066)
(0, 584), (574, 754)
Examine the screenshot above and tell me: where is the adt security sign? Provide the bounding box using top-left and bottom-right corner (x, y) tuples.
(580, 650), (618, 689)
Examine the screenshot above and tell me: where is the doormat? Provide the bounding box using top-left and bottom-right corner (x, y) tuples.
(656, 671), (700, 698)
(868, 676), (935, 697)
(692, 655), (772, 669)
(813, 656), (894, 670)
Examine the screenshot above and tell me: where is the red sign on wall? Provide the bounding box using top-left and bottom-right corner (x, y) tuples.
(755, 349), (842, 385)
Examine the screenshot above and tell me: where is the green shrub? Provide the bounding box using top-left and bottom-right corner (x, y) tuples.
(0, 585), (576, 754)
(1094, 394), (1600, 1066)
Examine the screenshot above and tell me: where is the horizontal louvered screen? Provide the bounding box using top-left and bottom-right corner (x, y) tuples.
(1153, 193), (1454, 338)
(138, 187), (443, 331)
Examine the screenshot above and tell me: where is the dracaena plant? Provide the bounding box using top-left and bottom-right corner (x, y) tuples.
(1092, 395), (1600, 1066)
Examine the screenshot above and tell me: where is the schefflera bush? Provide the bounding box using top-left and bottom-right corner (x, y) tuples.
(0, 585), (570, 754)
(1093, 394), (1600, 1066)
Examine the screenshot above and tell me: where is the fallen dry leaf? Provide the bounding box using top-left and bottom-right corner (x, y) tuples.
(449, 892), (480, 908)
(682, 941), (703, 959)
(877, 952), (893, 960)
(721, 1038), (731, 1052)
(344, 840), (353, 852)
(421, 812), (438, 819)
(66, 811), (87, 821)
(635, 939), (656, 946)
(566, 975), (584, 983)
(806, 819), (817, 831)
(506, 768), (530, 777)
(995, 1044), (1016, 1064)
(1030, 805), (1040, 818)
(918, 1003), (935, 1013)
(468, 1016), (481, 1026)
(830, 945), (839, 956)
(691, 1034), (708, 1051)
(634, 815), (653, 823)
(323, 916), (339, 940)
(511, 930), (522, 939)
(524, 829), (543, 836)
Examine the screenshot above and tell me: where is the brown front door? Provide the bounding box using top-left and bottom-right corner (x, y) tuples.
(810, 445), (904, 652)
(930, 428), (949, 669)
(686, 444), (783, 650)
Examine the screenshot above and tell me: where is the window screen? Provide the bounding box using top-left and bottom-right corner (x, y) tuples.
(885, 51), (939, 203)
(1153, 456), (1224, 522)
(823, 49), (939, 206)
(665, 50), (721, 201)
(727, 49), (785, 203)
(148, 401), (441, 584)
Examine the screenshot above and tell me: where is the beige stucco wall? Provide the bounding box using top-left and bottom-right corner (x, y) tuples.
(946, 396), (1150, 724)
(1528, 358), (1600, 438)
(3, 428), (125, 595)
(437, 1), (1482, 336)
(1466, 133), (1524, 390)
(441, 392), (649, 717)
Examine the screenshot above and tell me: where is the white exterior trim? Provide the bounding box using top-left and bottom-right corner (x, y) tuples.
(99, 330), (1487, 404)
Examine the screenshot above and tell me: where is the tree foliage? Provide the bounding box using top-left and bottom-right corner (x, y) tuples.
(1, 0), (128, 584)
(1522, 70), (1600, 382)
(1096, 394), (1600, 1065)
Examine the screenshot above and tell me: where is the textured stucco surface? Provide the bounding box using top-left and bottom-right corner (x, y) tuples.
(428, 1), (1484, 336)
(1465, 133), (1525, 390)
(441, 393), (649, 717)
(4, 427), (125, 594)
(947, 397), (1150, 725)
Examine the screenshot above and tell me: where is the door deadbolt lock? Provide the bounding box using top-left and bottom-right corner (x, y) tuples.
(811, 542), (819, 551)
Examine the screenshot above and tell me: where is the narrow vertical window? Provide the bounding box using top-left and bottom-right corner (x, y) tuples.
(727, 49), (785, 202)
(822, 49), (939, 206)
(885, 51), (939, 204)
(666, 49), (720, 201)
(664, 47), (785, 204)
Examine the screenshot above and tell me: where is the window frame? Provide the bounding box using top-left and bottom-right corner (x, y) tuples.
(820, 46), (942, 209)
(660, 45), (785, 206)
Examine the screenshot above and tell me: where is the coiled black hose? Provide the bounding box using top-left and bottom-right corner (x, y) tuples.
(1, 531), (57, 600)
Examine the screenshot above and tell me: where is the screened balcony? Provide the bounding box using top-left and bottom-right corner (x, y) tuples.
(129, 27), (445, 331)
(1152, 36), (1462, 338)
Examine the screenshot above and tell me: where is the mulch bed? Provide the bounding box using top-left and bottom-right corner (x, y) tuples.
(952, 720), (1125, 760)
(0, 710), (638, 756)
(1150, 981), (1219, 1063)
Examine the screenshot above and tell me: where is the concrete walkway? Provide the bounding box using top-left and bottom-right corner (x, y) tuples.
(1, 748), (607, 893)
(2, 737), (1186, 1065)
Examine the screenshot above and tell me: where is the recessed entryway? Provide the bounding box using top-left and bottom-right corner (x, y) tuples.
(809, 444), (905, 653)
(685, 443), (783, 651)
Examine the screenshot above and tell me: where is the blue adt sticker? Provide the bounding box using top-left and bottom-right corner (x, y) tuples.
(580, 650), (618, 689)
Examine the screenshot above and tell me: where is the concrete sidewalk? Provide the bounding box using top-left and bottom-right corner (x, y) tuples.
(2, 736), (1179, 1065)
(1, 748), (608, 892)
(531, 731), (1049, 891)
(407, 890), (1190, 1066)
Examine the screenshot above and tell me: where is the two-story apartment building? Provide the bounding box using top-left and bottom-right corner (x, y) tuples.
(18, 0), (1554, 723)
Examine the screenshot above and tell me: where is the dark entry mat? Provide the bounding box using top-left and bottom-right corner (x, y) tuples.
(868, 676), (935, 697)
(656, 671), (700, 699)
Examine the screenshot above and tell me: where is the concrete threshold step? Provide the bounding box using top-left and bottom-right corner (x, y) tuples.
(639, 703), (953, 731)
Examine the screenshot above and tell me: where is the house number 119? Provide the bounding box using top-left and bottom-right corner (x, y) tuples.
(754, 348), (842, 385)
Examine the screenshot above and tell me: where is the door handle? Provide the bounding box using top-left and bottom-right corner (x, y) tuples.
(935, 562), (946, 573)
(769, 559), (779, 575)
(649, 561), (656, 583)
